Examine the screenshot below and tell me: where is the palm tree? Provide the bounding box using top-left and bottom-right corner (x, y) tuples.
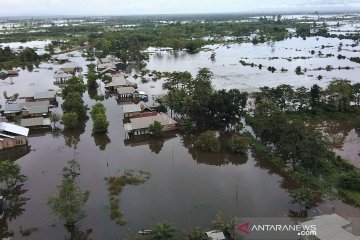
(151, 222), (176, 240)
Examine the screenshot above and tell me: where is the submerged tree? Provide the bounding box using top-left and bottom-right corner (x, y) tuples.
(0, 160), (28, 239)
(289, 187), (315, 210)
(48, 160), (89, 225)
(150, 222), (177, 240)
(3, 91), (19, 104)
(196, 131), (221, 153)
(148, 121), (164, 138)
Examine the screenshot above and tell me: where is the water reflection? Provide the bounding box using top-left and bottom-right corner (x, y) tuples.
(92, 133), (111, 151)
(148, 139), (165, 154)
(0, 145), (30, 162)
(311, 119), (360, 167)
(65, 223), (93, 240)
(0, 162), (29, 239)
(181, 133), (248, 166)
(48, 160), (91, 239)
(62, 121), (86, 148)
(124, 133), (177, 154)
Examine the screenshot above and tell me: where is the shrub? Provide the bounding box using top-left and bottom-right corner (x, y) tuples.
(196, 131), (221, 152)
(228, 134), (249, 155)
(148, 121), (164, 138)
(339, 171), (360, 191)
(61, 112), (78, 129)
(93, 113), (109, 134)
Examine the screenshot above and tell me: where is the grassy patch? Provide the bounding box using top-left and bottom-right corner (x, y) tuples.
(106, 170), (151, 225)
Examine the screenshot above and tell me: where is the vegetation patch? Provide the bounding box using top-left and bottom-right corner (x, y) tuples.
(106, 170), (151, 225)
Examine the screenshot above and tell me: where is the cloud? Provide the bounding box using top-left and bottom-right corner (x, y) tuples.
(0, 0), (358, 16)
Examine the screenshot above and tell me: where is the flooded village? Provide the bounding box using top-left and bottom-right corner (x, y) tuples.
(0, 10), (360, 240)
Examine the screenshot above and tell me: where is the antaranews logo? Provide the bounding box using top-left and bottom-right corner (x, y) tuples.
(236, 218), (316, 239)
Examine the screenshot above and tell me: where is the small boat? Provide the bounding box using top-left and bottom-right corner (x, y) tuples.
(138, 229), (152, 235)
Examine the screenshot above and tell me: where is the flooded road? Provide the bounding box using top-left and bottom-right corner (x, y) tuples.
(1, 37), (360, 238)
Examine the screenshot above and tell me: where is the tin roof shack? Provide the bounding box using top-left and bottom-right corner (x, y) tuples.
(0, 122), (29, 150)
(60, 62), (79, 74)
(28, 90), (57, 106)
(7, 69), (19, 76)
(33, 91), (56, 102)
(117, 87), (136, 99)
(105, 76), (137, 92)
(4, 101), (51, 118)
(300, 214), (358, 240)
(97, 55), (119, 71)
(122, 104), (142, 118)
(21, 117), (51, 129)
(124, 112), (177, 136)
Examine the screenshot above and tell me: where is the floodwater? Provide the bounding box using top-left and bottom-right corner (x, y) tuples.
(1, 36), (360, 239)
(315, 119), (360, 168)
(135, 36), (360, 96)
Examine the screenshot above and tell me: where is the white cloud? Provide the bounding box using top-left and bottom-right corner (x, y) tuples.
(0, 0), (358, 16)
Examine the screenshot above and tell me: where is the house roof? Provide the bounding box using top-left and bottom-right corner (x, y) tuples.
(28, 105), (49, 115)
(53, 70), (72, 79)
(97, 63), (117, 70)
(21, 117), (51, 127)
(205, 230), (226, 240)
(127, 113), (177, 131)
(4, 103), (28, 113)
(138, 101), (151, 111)
(4, 101), (50, 114)
(60, 62), (78, 69)
(117, 87), (136, 95)
(301, 214), (358, 240)
(122, 104), (142, 114)
(100, 68), (118, 74)
(34, 91), (56, 100)
(0, 122), (29, 136)
(106, 77), (135, 88)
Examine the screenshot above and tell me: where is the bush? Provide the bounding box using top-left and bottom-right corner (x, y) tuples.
(148, 121), (164, 138)
(93, 113), (109, 134)
(62, 112), (78, 129)
(90, 103), (106, 117)
(228, 134), (248, 155)
(289, 187), (315, 209)
(196, 131), (221, 152)
(339, 171), (360, 191)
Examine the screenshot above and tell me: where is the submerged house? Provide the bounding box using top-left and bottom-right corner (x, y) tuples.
(117, 87), (136, 99)
(97, 55), (119, 71)
(3, 101), (51, 118)
(7, 69), (19, 76)
(0, 122), (29, 150)
(122, 101), (153, 118)
(106, 76), (137, 92)
(54, 70), (72, 84)
(122, 104), (142, 118)
(124, 112), (177, 136)
(60, 62), (79, 74)
(33, 91), (57, 103)
(21, 117), (51, 129)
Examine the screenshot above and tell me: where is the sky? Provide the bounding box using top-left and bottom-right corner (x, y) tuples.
(0, 0), (359, 16)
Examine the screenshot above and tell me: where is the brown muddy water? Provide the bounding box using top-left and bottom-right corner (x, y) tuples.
(1, 39), (360, 239)
(315, 119), (360, 168)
